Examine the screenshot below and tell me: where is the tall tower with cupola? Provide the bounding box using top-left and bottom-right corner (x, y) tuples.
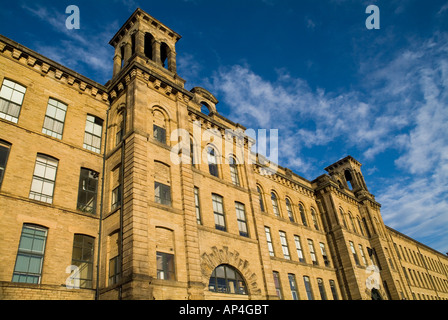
(100, 8), (207, 300)
(109, 8), (183, 84)
(314, 156), (404, 300)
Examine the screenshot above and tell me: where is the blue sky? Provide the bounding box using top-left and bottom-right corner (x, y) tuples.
(1, 0), (447, 254)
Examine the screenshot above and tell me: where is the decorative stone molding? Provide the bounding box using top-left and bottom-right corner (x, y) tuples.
(27, 56), (36, 67)
(254, 164), (316, 200)
(0, 35), (108, 103)
(200, 246), (262, 296)
(54, 69), (63, 80)
(12, 49), (22, 59)
(41, 63), (50, 74)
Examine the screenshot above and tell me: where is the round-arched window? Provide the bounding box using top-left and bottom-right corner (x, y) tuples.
(208, 265), (247, 295)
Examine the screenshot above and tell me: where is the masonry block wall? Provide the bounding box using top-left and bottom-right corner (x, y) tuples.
(1, 9), (447, 301)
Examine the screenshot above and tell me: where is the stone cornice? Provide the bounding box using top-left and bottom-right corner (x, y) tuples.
(0, 34), (108, 103)
(107, 61), (193, 103)
(386, 226), (448, 259)
(324, 155), (362, 172)
(109, 8), (182, 47)
(254, 163), (316, 200)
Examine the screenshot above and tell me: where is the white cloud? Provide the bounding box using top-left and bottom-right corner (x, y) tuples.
(438, 2), (448, 15)
(210, 31), (448, 253)
(22, 4), (115, 83)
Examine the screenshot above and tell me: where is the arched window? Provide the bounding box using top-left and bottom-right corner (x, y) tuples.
(349, 213), (357, 233)
(190, 138), (196, 167)
(257, 185), (265, 212)
(160, 42), (170, 69)
(207, 146), (219, 177)
(311, 208), (319, 230)
(357, 216), (365, 236)
(144, 33), (154, 60)
(71, 234), (95, 288)
(153, 108), (167, 145)
(339, 208), (348, 228)
(285, 198), (294, 222)
(208, 265), (247, 295)
(271, 192), (280, 217)
(154, 161), (171, 206)
(229, 156), (240, 186)
(362, 218), (371, 237)
(374, 218), (383, 237)
(12, 224), (48, 284)
(299, 203), (307, 226)
(29, 154), (59, 204)
(345, 170), (354, 190)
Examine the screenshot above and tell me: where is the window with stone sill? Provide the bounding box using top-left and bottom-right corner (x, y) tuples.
(0, 79), (26, 124)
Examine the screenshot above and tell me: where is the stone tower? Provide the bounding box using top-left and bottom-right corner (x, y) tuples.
(101, 9), (204, 299)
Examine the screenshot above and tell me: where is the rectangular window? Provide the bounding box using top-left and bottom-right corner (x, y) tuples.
(329, 280), (339, 300)
(207, 148), (219, 178)
(308, 239), (318, 266)
(288, 274), (299, 300)
(317, 278), (327, 300)
(111, 185), (121, 211)
(157, 252), (175, 280)
(29, 154), (58, 204)
(115, 129), (123, 146)
(155, 182), (171, 206)
(229, 159), (240, 186)
(235, 202), (249, 237)
(108, 232), (121, 286)
(83, 115), (103, 154)
(265, 227), (274, 256)
(110, 166), (121, 211)
(153, 125), (167, 144)
(303, 276), (314, 300)
(108, 255), (121, 285)
(0, 79), (26, 123)
(42, 98), (67, 139)
(194, 187), (202, 225)
(0, 141), (11, 188)
(71, 234), (95, 289)
(12, 224), (48, 284)
(350, 241), (360, 266)
(294, 235), (305, 263)
(279, 231), (290, 260)
(213, 194), (226, 231)
(77, 168), (99, 214)
(359, 244), (367, 265)
(273, 271), (283, 299)
(320, 242), (330, 267)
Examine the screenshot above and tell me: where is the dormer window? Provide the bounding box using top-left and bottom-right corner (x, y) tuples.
(201, 103), (211, 115)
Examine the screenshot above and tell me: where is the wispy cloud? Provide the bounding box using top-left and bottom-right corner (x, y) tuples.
(210, 31), (448, 253)
(22, 4), (116, 83)
(438, 1), (448, 15)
